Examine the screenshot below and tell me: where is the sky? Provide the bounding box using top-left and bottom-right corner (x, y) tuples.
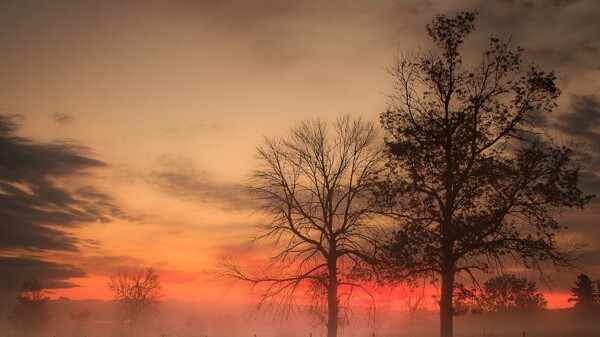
(0, 0), (599, 312)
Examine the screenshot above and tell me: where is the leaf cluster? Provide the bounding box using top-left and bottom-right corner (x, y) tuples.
(375, 11), (593, 283)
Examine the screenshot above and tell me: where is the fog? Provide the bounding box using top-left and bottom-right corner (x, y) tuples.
(1, 296), (598, 337)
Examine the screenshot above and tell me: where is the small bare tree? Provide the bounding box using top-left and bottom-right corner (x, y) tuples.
(108, 267), (163, 337)
(7, 279), (51, 337)
(398, 280), (427, 324)
(221, 116), (384, 337)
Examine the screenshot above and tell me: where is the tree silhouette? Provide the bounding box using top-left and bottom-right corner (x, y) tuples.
(568, 274), (599, 310)
(452, 283), (478, 317)
(375, 11), (593, 337)
(221, 116), (383, 337)
(7, 279), (51, 337)
(108, 267), (163, 337)
(478, 274), (547, 312)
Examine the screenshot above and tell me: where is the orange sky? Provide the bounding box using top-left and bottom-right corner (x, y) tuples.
(1, 0), (599, 315)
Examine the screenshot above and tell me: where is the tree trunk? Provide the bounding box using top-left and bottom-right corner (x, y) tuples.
(327, 258), (339, 337)
(440, 264), (455, 337)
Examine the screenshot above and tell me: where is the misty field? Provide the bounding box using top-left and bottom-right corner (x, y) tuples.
(1, 297), (598, 337)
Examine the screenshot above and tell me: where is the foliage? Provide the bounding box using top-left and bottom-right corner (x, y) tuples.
(479, 274), (547, 312)
(568, 274), (600, 310)
(453, 275), (546, 316)
(108, 267), (163, 337)
(452, 283), (479, 316)
(221, 116), (384, 337)
(374, 10), (593, 337)
(7, 279), (51, 337)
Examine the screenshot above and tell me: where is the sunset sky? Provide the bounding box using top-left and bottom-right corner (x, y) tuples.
(1, 0), (599, 311)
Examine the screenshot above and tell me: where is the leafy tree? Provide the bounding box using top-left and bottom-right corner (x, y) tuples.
(452, 283), (479, 316)
(7, 279), (51, 337)
(375, 11), (593, 337)
(399, 281), (428, 323)
(568, 274), (599, 310)
(108, 267), (163, 337)
(221, 116), (383, 337)
(478, 274), (547, 312)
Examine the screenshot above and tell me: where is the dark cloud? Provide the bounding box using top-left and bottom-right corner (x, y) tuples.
(166, 1), (417, 74)
(81, 238), (102, 249)
(51, 111), (75, 125)
(554, 95), (600, 149)
(78, 254), (148, 275)
(0, 114), (121, 252)
(390, 0), (435, 16)
(150, 154), (248, 210)
(493, 0), (581, 8)
(579, 171), (600, 196)
(0, 256), (86, 293)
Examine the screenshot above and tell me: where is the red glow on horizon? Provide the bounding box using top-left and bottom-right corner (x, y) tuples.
(48, 273), (575, 312)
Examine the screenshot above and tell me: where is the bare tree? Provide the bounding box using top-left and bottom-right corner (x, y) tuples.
(398, 280), (427, 324)
(375, 11), (593, 337)
(7, 279), (51, 337)
(108, 267), (163, 337)
(221, 116), (384, 337)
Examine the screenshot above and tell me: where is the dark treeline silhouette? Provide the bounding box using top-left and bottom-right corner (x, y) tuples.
(453, 274), (547, 316)
(4, 273), (597, 336)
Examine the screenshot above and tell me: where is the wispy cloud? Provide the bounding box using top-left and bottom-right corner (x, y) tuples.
(51, 111), (75, 126)
(554, 95), (600, 149)
(78, 254), (149, 275)
(149, 153), (249, 211)
(159, 122), (234, 138)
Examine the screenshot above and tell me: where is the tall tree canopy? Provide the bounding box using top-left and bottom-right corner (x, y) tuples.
(375, 11), (593, 337)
